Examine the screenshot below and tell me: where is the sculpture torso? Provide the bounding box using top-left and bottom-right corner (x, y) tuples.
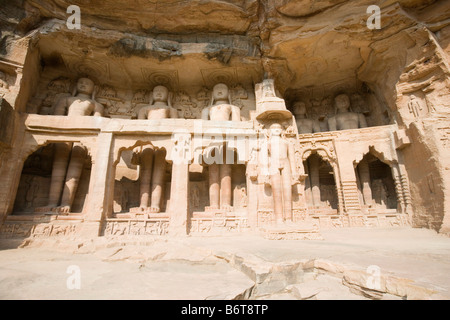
(209, 104), (232, 121)
(67, 97), (97, 116)
(140, 102), (176, 120)
(335, 112), (360, 130)
(296, 118), (315, 134)
(146, 106), (170, 119)
(268, 136), (290, 171)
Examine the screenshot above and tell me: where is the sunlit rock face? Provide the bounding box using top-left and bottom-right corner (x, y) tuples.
(0, 0), (449, 239)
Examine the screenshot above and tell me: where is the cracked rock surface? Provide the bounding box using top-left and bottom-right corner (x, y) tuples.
(0, 228), (449, 300)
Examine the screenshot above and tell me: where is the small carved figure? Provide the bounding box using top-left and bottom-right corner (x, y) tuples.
(407, 95), (423, 118)
(293, 101), (321, 134)
(192, 185), (200, 208)
(239, 186), (247, 208)
(138, 85), (178, 120)
(25, 176), (39, 209)
(173, 91), (198, 119)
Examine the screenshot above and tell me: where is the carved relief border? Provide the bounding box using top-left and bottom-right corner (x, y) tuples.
(103, 219), (169, 236)
(0, 221), (81, 239)
(189, 217), (249, 234)
(311, 213), (411, 230)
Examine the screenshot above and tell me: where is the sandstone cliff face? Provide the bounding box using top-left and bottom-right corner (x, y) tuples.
(0, 0), (449, 233)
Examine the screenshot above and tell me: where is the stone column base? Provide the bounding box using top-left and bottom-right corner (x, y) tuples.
(76, 221), (102, 238)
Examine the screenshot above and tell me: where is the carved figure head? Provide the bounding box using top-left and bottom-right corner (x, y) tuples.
(152, 85), (169, 102)
(293, 101), (307, 116)
(269, 123), (283, 137)
(212, 83), (229, 103)
(334, 94), (351, 113)
(76, 78), (95, 95)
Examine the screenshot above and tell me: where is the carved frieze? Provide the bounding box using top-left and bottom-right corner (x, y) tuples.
(0, 222), (80, 239)
(104, 220), (169, 236)
(189, 217), (249, 233)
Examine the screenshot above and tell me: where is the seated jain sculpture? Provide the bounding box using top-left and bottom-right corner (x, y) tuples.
(54, 78), (104, 116)
(266, 123), (299, 224)
(37, 77), (106, 214)
(293, 101), (321, 134)
(328, 94), (367, 131)
(135, 86), (177, 213)
(36, 78), (105, 214)
(201, 83), (241, 121)
(137, 85), (178, 119)
(202, 83), (241, 211)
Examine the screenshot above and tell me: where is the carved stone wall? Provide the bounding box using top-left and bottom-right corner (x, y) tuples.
(28, 73), (256, 121)
(0, 0), (449, 237)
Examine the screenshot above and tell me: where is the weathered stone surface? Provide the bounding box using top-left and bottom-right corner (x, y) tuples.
(0, 0), (449, 300)
(3, 228), (448, 300)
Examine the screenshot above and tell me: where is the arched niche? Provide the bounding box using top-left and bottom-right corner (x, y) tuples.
(12, 141), (92, 215)
(191, 142), (246, 214)
(354, 150), (399, 214)
(303, 151), (339, 214)
(111, 139), (173, 216)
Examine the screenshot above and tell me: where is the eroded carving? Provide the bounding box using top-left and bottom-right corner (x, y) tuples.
(328, 94), (367, 131)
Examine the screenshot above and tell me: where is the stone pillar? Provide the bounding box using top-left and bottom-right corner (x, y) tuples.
(245, 144), (259, 229)
(0, 148), (23, 222)
(309, 156), (321, 207)
(246, 176), (258, 229)
(169, 161), (190, 236)
(78, 132), (114, 237)
(220, 164), (232, 209)
(0, 101), (22, 222)
(139, 148), (154, 209)
(281, 166), (293, 222)
(391, 164), (405, 213)
(358, 159), (373, 206)
(209, 163), (220, 209)
(398, 162), (413, 215)
(304, 163), (313, 207)
(150, 149), (167, 212)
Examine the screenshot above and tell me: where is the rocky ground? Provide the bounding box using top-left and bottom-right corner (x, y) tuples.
(0, 227), (449, 300)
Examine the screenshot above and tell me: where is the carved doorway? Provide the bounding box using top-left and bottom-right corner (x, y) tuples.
(113, 147), (172, 216)
(355, 153), (398, 214)
(13, 143), (92, 215)
(304, 153), (338, 215)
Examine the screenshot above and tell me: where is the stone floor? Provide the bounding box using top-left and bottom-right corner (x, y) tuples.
(0, 227), (449, 300)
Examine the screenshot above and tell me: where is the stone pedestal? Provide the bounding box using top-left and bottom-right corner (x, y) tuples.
(83, 132), (114, 237)
(255, 79), (292, 121)
(168, 161), (190, 236)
